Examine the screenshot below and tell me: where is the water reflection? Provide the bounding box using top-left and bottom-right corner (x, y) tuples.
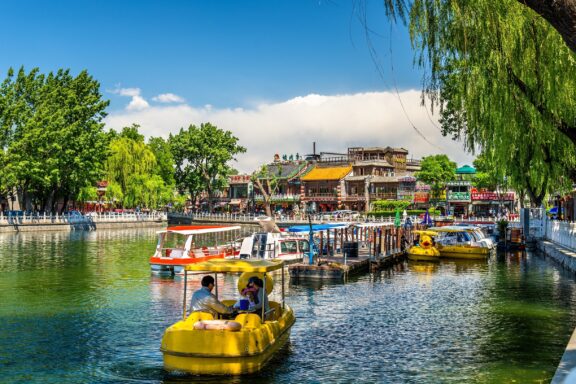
(1, 229), (576, 383)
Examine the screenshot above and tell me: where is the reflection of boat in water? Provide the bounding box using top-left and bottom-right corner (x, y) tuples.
(409, 261), (439, 274)
(429, 226), (491, 259)
(407, 230), (440, 261)
(150, 225), (241, 275)
(161, 259), (295, 375)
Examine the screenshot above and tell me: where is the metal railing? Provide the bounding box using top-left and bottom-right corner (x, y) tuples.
(0, 211), (167, 225)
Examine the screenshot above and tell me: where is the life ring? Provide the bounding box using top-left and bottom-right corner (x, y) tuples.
(237, 272), (273, 295)
(193, 320), (242, 331)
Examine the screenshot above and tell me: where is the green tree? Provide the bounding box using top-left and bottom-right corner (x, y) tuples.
(169, 123), (246, 212)
(105, 125), (158, 208)
(0, 67), (109, 212)
(252, 164), (282, 217)
(416, 155), (456, 204)
(376, 1), (576, 205)
(148, 136), (175, 188)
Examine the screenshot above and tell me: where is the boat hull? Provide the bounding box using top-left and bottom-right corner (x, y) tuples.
(407, 245), (440, 261)
(161, 303), (295, 375)
(437, 245), (490, 259)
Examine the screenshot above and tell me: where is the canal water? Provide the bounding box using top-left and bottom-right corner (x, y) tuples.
(1, 228), (575, 383)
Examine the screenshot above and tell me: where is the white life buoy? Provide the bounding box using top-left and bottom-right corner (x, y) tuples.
(193, 320), (242, 332)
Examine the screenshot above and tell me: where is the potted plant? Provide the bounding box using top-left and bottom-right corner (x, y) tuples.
(497, 219), (509, 242)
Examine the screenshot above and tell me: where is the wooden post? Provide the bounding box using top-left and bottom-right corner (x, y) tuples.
(320, 231), (324, 260)
(379, 226), (383, 256)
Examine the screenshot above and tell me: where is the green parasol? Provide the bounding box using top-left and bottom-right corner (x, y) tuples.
(394, 209), (401, 228)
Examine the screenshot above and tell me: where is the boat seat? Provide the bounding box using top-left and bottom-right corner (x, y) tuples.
(234, 313), (262, 329)
(192, 249), (205, 258)
(186, 311), (214, 324)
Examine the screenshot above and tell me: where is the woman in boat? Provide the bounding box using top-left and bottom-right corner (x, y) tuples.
(247, 277), (270, 317)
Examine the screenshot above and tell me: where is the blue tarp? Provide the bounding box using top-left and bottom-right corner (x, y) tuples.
(287, 223), (345, 233)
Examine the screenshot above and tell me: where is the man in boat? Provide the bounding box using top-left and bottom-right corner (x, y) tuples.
(190, 276), (236, 318)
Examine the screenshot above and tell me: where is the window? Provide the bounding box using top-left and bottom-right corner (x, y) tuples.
(280, 241), (298, 253)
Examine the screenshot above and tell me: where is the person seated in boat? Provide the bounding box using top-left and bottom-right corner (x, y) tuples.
(233, 286), (258, 311)
(190, 276), (236, 319)
(247, 277), (270, 318)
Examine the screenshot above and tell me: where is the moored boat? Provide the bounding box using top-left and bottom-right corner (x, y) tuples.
(160, 259), (295, 375)
(429, 226), (491, 259)
(149, 225), (241, 275)
(407, 230), (440, 261)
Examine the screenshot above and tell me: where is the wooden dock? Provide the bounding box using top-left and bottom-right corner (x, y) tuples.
(289, 249), (406, 280)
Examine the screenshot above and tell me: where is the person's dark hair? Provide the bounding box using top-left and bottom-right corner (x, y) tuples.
(253, 277), (264, 288)
(248, 276), (258, 285)
(201, 275), (215, 287)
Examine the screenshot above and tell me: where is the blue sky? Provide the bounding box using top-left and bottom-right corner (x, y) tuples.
(0, 0), (474, 171)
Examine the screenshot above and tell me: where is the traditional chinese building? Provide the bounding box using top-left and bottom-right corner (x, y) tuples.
(253, 161), (311, 213)
(300, 164), (353, 212)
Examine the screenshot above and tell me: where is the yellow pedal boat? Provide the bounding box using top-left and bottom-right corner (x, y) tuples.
(407, 230), (440, 261)
(161, 259), (295, 375)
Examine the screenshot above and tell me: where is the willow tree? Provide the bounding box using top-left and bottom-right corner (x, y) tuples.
(106, 126), (157, 207)
(377, 0), (576, 206)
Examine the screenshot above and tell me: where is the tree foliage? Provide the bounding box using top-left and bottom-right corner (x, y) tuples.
(0, 67), (109, 212)
(252, 164), (282, 217)
(416, 155), (456, 202)
(105, 124), (172, 208)
(378, 0), (576, 205)
(169, 123), (246, 212)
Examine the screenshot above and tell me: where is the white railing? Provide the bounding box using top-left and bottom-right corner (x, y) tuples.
(545, 220), (576, 251)
(0, 211), (167, 225)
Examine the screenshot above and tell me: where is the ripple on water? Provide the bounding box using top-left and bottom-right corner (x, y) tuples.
(1, 229), (576, 383)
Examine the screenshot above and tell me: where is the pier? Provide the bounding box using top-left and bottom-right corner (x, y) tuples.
(289, 223), (408, 280)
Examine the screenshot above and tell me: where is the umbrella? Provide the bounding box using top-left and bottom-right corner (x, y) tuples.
(394, 209), (401, 228)
(421, 209), (433, 226)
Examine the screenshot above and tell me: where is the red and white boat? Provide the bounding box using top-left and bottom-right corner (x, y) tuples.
(150, 225), (241, 275)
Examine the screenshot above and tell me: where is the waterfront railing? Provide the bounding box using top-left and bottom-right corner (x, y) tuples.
(545, 219), (576, 252)
(0, 212), (167, 225)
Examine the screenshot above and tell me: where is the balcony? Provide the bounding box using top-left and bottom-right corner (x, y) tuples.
(369, 192), (397, 200)
(342, 194), (366, 202)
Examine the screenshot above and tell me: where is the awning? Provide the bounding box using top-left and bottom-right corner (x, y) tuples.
(229, 199), (242, 205)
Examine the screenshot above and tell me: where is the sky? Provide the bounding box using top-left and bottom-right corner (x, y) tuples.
(0, 0), (475, 172)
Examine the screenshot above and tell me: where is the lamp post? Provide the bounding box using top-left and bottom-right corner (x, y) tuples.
(306, 201), (316, 265)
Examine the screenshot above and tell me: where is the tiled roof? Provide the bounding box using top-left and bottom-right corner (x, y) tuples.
(301, 165), (353, 181)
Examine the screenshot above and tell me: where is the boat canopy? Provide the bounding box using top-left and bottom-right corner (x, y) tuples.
(157, 225), (241, 235)
(185, 259), (284, 273)
(427, 226), (468, 233)
(286, 223), (347, 233)
(414, 230), (439, 236)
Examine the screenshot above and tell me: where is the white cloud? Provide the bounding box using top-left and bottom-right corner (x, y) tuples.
(152, 93), (185, 103)
(105, 90), (476, 173)
(110, 87), (150, 111)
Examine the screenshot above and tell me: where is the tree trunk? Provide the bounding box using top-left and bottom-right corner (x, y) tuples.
(520, 0), (576, 54)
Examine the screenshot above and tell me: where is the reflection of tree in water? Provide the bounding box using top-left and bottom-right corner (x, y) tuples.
(473, 251), (576, 382)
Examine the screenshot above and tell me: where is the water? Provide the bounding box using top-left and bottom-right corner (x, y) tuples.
(1, 228), (575, 383)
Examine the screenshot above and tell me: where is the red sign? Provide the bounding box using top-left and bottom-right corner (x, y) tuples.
(471, 192), (515, 201)
(414, 192), (429, 203)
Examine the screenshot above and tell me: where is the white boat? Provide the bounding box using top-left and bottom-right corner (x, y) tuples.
(236, 217), (310, 263)
(150, 225), (242, 275)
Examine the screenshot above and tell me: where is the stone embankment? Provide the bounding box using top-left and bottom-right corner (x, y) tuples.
(538, 239), (576, 384)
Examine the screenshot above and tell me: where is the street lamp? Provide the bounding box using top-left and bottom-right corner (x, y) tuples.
(306, 201), (317, 265)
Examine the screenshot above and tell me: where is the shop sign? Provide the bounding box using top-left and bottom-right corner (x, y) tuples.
(471, 192), (515, 201)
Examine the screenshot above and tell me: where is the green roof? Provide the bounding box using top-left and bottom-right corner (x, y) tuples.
(456, 165), (476, 174)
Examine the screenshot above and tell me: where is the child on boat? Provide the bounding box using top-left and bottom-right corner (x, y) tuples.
(233, 287), (258, 311)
